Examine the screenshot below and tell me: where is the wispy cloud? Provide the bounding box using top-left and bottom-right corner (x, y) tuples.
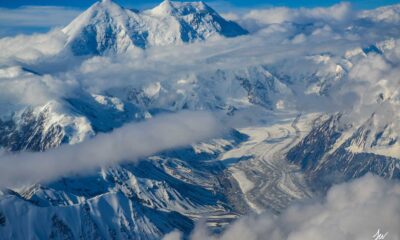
(0, 111), (223, 188)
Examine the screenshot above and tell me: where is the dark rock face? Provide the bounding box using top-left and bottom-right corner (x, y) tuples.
(287, 114), (343, 172)
(0, 211), (5, 227)
(49, 215), (75, 240)
(0, 108), (65, 152)
(288, 114), (400, 191)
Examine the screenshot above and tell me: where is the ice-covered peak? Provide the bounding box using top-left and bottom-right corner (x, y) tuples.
(62, 0), (139, 55)
(62, 0), (247, 55)
(62, 0), (129, 37)
(149, 0), (211, 16)
(146, 0), (247, 39)
(151, 0), (176, 15)
(98, 0), (122, 12)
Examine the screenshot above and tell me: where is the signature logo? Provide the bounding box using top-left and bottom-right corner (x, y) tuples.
(373, 229), (388, 240)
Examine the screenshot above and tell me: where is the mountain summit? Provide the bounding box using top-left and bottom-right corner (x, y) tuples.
(62, 0), (247, 55)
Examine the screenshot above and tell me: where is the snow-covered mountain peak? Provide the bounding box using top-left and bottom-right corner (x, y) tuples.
(146, 0), (247, 38)
(62, 0), (247, 55)
(63, 0), (128, 34)
(61, 0), (134, 55)
(149, 0), (210, 16)
(150, 0), (177, 15)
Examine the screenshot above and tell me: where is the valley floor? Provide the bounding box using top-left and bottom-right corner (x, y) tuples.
(220, 112), (318, 214)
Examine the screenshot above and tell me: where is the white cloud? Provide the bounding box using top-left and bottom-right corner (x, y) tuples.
(336, 44), (400, 128)
(163, 231), (183, 240)
(360, 4), (400, 23)
(237, 2), (353, 32)
(0, 65), (78, 116)
(0, 111), (223, 188)
(0, 30), (67, 63)
(165, 174), (400, 240)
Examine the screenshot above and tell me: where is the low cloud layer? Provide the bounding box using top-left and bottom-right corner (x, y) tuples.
(236, 2), (353, 32)
(165, 174), (400, 240)
(0, 111), (222, 188)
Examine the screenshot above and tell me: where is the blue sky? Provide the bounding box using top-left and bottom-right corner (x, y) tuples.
(0, 0), (399, 37)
